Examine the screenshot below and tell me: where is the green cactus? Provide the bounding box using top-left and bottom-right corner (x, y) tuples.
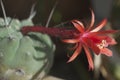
(0, 17), (55, 80)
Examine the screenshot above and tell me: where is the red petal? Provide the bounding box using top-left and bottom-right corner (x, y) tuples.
(100, 48), (112, 56)
(62, 38), (80, 44)
(67, 44), (82, 62)
(72, 20), (85, 33)
(106, 37), (117, 45)
(69, 43), (79, 50)
(82, 37), (100, 55)
(91, 19), (107, 32)
(90, 30), (118, 36)
(92, 36), (117, 46)
(83, 45), (94, 70)
(87, 9), (95, 31)
(89, 36), (109, 43)
(88, 35), (117, 46)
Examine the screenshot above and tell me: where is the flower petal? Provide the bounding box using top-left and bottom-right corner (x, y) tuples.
(69, 43), (79, 50)
(82, 37), (100, 55)
(100, 48), (112, 56)
(106, 37), (117, 45)
(90, 30), (118, 36)
(62, 38), (80, 44)
(89, 36), (109, 43)
(67, 44), (82, 62)
(87, 9), (95, 31)
(83, 45), (94, 70)
(72, 20), (85, 33)
(91, 19), (107, 32)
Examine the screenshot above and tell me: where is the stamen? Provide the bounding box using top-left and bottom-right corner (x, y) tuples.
(97, 40), (108, 49)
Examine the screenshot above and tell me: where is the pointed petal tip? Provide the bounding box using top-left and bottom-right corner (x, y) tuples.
(101, 48), (113, 56)
(83, 45), (94, 71)
(112, 40), (117, 45)
(67, 57), (75, 63)
(66, 53), (76, 63)
(67, 56), (77, 63)
(62, 39), (80, 44)
(103, 18), (107, 22)
(71, 20), (85, 33)
(88, 58), (94, 71)
(91, 18), (107, 32)
(101, 18), (107, 26)
(89, 66), (94, 71)
(107, 37), (117, 45)
(67, 59), (72, 63)
(89, 8), (95, 29)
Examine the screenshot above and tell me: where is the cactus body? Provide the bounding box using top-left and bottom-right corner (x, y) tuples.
(0, 17), (55, 80)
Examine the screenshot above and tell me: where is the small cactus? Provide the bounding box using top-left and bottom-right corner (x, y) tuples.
(0, 17), (55, 80)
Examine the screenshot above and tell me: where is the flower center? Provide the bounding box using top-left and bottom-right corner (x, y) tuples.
(97, 40), (108, 49)
(81, 32), (89, 37)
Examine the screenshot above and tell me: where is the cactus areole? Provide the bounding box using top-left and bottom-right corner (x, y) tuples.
(0, 17), (55, 80)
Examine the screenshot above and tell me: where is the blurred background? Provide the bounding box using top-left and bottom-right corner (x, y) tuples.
(0, 0), (120, 80)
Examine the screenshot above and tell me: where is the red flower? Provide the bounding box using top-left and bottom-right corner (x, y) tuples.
(62, 10), (117, 70)
(21, 10), (117, 70)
